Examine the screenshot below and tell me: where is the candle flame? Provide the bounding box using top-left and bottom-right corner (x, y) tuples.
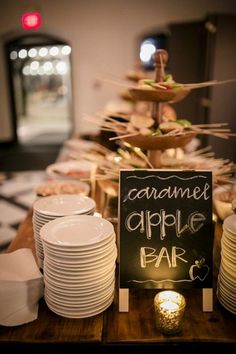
(160, 301), (179, 312)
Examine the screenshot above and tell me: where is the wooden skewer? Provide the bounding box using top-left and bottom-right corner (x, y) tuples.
(132, 148), (154, 169)
(95, 175), (118, 181)
(101, 111), (130, 120)
(206, 129), (231, 132)
(99, 128), (125, 133)
(89, 118), (127, 132)
(100, 78), (137, 89)
(109, 132), (140, 141)
(223, 133), (236, 137)
(190, 126), (230, 139)
(99, 115), (128, 126)
(183, 78), (236, 89)
(190, 146), (213, 156)
(85, 114), (130, 136)
(216, 177), (236, 185)
(84, 114), (122, 129)
(193, 152), (215, 158)
(100, 168), (119, 176)
(183, 80), (218, 88)
(193, 123), (228, 128)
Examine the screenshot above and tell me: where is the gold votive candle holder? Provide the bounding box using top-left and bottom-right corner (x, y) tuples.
(154, 290), (186, 335)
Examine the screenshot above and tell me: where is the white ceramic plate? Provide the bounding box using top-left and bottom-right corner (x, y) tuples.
(33, 194), (96, 216)
(40, 215), (114, 247)
(44, 270), (115, 289)
(45, 289), (114, 308)
(223, 214), (236, 235)
(44, 265), (115, 285)
(44, 247), (117, 266)
(45, 294), (113, 318)
(41, 232), (115, 252)
(44, 276), (115, 296)
(45, 285), (114, 306)
(43, 240), (116, 258)
(44, 236), (116, 254)
(44, 250), (117, 271)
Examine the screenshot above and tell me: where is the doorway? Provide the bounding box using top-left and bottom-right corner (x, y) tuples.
(5, 33), (73, 145)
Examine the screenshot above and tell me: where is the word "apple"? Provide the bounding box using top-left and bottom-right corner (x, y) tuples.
(125, 209), (206, 239)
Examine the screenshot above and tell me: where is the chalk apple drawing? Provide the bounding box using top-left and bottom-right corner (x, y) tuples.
(189, 258), (210, 281)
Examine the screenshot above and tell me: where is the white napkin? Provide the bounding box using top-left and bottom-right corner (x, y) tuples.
(0, 248), (44, 326)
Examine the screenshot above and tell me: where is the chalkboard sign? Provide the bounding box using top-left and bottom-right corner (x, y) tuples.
(119, 170), (213, 289)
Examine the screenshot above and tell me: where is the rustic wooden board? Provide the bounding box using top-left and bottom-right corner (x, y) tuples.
(0, 299), (103, 344)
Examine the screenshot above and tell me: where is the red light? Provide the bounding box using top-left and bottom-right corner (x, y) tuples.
(21, 12), (41, 30)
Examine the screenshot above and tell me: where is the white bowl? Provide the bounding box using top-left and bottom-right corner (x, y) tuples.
(213, 184), (236, 220)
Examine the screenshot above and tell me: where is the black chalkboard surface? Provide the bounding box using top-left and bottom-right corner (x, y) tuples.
(119, 170), (213, 289)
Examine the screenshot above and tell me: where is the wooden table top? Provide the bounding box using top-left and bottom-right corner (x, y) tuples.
(1, 209), (103, 345)
(1, 211), (236, 347)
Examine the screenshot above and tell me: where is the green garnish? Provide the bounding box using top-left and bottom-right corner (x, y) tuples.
(176, 119), (192, 127)
(143, 79), (155, 85)
(164, 74), (174, 83)
(152, 128), (163, 136)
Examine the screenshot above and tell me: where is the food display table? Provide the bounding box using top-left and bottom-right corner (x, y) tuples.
(0, 210), (236, 350)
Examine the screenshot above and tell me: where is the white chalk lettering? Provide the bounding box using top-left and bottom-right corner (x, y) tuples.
(125, 211), (145, 234)
(125, 209), (206, 239)
(146, 211), (160, 240)
(189, 212), (206, 233)
(155, 247), (172, 268)
(175, 209), (189, 237)
(159, 209), (176, 240)
(171, 247), (188, 267)
(140, 246), (188, 268)
(123, 183), (210, 202)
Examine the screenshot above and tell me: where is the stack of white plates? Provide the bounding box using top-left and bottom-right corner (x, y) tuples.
(217, 214), (236, 314)
(32, 194), (96, 268)
(40, 215), (117, 318)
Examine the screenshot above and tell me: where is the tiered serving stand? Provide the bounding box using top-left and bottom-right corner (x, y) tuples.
(124, 49), (195, 167)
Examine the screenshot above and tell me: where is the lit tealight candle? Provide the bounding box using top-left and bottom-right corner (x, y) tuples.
(154, 290), (186, 335)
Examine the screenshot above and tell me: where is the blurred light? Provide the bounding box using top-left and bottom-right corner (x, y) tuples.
(28, 48), (37, 58)
(56, 61), (67, 75)
(140, 40), (156, 63)
(30, 68), (37, 75)
(44, 61), (54, 75)
(49, 46), (59, 56)
(61, 45), (71, 55)
(10, 51), (17, 60)
(21, 12), (41, 30)
(39, 47), (48, 57)
(22, 65), (30, 75)
(18, 49), (27, 59)
(44, 61), (53, 71)
(38, 66), (45, 75)
(113, 156), (122, 163)
(30, 61), (39, 70)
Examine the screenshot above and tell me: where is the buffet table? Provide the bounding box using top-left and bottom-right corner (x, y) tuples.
(0, 210), (236, 350)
